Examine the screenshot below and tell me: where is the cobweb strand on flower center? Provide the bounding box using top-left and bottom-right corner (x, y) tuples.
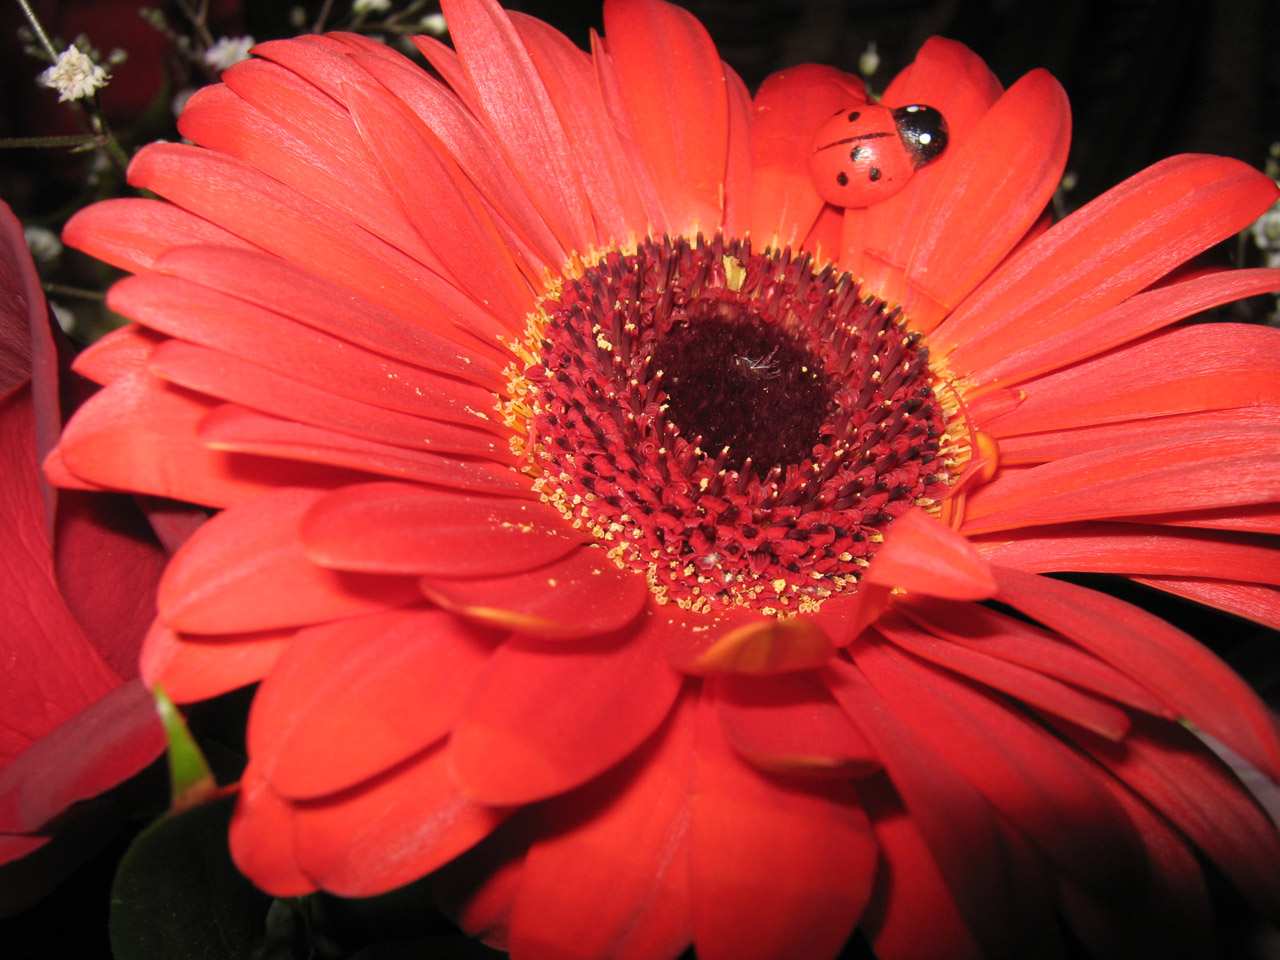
(504, 235), (957, 615)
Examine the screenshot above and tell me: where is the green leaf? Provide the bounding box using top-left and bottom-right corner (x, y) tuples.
(153, 684), (217, 811)
(110, 795), (271, 960)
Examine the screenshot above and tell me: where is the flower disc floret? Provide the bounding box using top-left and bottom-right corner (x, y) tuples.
(509, 235), (956, 614)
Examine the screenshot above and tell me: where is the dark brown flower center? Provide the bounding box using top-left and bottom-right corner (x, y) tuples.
(512, 235), (954, 614)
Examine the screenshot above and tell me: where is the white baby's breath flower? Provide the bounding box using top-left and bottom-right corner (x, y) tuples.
(24, 226), (62, 271)
(203, 36), (255, 72)
(419, 12), (447, 35)
(38, 45), (110, 102)
(353, 0), (392, 14)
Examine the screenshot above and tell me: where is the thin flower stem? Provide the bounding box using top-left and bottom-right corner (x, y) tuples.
(15, 0), (58, 61)
(42, 283), (107, 302)
(313, 0), (336, 34)
(0, 133), (106, 149)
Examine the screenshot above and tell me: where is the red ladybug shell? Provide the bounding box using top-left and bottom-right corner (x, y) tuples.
(808, 103), (948, 208)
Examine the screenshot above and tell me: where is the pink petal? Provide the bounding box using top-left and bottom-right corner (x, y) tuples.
(250, 608), (500, 799)
(449, 618), (683, 804)
(300, 481), (579, 576)
(689, 688), (875, 960)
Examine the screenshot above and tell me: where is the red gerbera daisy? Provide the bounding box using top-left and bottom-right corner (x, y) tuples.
(47, 0), (1280, 957)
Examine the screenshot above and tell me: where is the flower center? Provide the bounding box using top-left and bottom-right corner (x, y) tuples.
(507, 235), (957, 615)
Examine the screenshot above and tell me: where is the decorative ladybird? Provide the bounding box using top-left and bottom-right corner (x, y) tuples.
(807, 103), (948, 208)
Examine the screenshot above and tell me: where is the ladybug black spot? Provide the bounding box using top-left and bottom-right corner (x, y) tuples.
(836, 171), (849, 186)
(868, 167), (882, 182)
(851, 146), (863, 161)
(847, 111), (860, 122)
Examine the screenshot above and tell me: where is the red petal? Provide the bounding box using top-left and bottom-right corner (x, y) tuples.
(972, 521), (1280, 584)
(508, 694), (695, 960)
(982, 323), (1280, 436)
(200, 404), (525, 497)
(864, 508), (997, 599)
(250, 608), (499, 799)
(158, 487), (420, 634)
(180, 70), (444, 276)
(449, 618), (682, 804)
(61, 198), (257, 274)
(689, 688), (875, 960)
(899, 596), (1168, 716)
(126, 143), (510, 353)
(876, 613), (1130, 740)
(151, 245), (502, 383)
(0, 390), (122, 765)
(1060, 716), (1280, 924)
(1056, 771), (1213, 960)
(440, 0), (595, 251)
(0, 680), (163, 834)
(508, 11), (654, 239)
(300, 481), (578, 576)
(994, 566), (1280, 784)
(719, 65), (754, 240)
(341, 78), (537, 321)
(748, 65), (865, 250)
(55, 369), (354, 507)
(855, 631), (1146, 897)
(111, 273), (504, 421)
(710, 671), (879, 777)
(147, 340), (507, 459)
(227, 763), (317, 897)
(823, 654), (1025, 957)
(69, 324), (165, 386)
(602, 0), (728, 232)
(849, 37), (1003, 305)
(682, 616), (835, 675)
(291, 739), (509, 897)
(938, 155), (1279, 368)
(962, 428), (1280, 533)
(1133, 576), (1280, 631)
(899, 70), (1070, 327)
(855, 777), (984, 960)
(140, 621), (293, 703)
(972, 267), (1280, 386)
(419, 544), (649, 638)
(354, 44), (565, 268)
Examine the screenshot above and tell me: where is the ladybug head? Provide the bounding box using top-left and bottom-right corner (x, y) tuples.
(891, 104), (948, 168)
